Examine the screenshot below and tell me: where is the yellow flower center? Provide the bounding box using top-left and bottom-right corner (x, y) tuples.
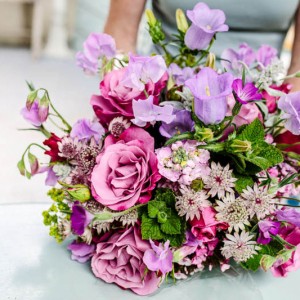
(206, 25), (212, 30)
(205, 85), (211, 96)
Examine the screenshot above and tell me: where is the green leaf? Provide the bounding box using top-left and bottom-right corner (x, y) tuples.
(148, 200), (167, 218)
(167, 232), (185, 247)
(238, 118), (265, 142)
(141, 213), (164, 240)
(160, 213), (181, 235)
(234, 174), (254, 193)
(260, 255), (277, 271)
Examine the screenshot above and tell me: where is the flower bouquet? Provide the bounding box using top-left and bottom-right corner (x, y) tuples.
(19, 2), (300, 296)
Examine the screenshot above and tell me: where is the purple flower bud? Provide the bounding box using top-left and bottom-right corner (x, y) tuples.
(232, 79), (262, 104)
(257, 220), (281, 245)
(21, 100), (46, 127)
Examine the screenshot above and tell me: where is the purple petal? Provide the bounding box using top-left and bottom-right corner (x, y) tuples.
(185, 25), (214, 50)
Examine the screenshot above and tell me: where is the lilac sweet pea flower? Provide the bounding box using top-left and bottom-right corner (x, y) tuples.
(143, 240), (173, 275)
(185, 67), (233, 124)
(122, 54), (167, 91)
(70, 203), (93, 235)
(131, 96), (175, 127)
(76, 33), (116, 75)
(168, 63), (194, 86)
(185, 2), (229, 50)
(159, 109), (194, 138)
(232, 79), (262, 104)
(68, 241), (95, 263)
(70, 119), (105, 143)
(21, 100), (48, 126)
(278, 92), (300, 135)
(276, 209), (300, 227)
(256, 45), (278, 67)
(257, 220), (281, 245)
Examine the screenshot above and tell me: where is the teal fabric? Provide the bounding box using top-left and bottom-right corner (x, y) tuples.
(152, 0), (299, 55)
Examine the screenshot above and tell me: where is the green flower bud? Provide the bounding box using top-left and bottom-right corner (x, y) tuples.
(145, 9), (157, 26)
(26, 90), (38, 110)
(157, 211), (168, 224)
(229, 139), (252, 153)
(66, 184), (91, 202)
(260, 255), (277, 272)
(195, 126), (214, 142)
(176, 9), (189, 33)
(191, 179), (204, 191)
(205, 53), (216, 69)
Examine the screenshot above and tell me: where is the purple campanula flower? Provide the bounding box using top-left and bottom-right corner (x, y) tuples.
(184, 3), (228, 50)
(21, 100), (47, 126)
(256, 45), (278, 67)
(70, 118), (105, 143)
(122, 54), (167, 91)
(232, 79), (262, 104)
(68, 241), (95, 263)
(168, 63), (194, 86)
(143, 240), (173, 275)
(131, 95), (175, 127)
(185, 67), (233, 125)
(70, 203), (93, 235)
(276, 209), (300, 227)
(278, 92), (300, 135)
(159, 109), (194, 138)
(257, 220), (281, 245)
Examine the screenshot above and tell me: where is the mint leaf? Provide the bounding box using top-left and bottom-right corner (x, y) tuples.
(154, 188), (176, 207)
(238, 118), (264, 142)
(141, 213), (164, 240)
(148, 200), (167, 218)
(161, 212), (181, 235)
(234, 174), (254, 194)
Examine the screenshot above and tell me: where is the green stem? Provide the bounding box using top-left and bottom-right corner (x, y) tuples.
(272, 234), (296, 249)
(48, 117), (68, 132)
(274, 203), (300, 208)
(165, 132), (195, 146)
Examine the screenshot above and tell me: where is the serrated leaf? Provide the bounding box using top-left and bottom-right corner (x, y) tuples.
(141, 213), (164, 240)
(238, 118), (265, 142)
(160, 213), (181, 235)
(148, 200), (167, 218)
(167, 232), (185, 247)
(234, 174), (254, 193)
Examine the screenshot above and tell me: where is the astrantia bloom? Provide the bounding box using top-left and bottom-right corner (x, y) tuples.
(108, 117), (131, 138)
(232, 79), (262, 104)
(175, 186), (211, 220)
(58, 136), (82, 160)
(185, 67), (233, 125)
(119, 209), (139, 227)
(257, 220), (281, 245)
(185, 2), (228, 50)
(278, 92), (300, 135)
(203, 162), (236, 199)
(221, 231), (260, 262)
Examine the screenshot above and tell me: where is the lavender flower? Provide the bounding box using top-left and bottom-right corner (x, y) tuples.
(256, 45), (278, 67)
(278, 92), (300, 135)
(143, 240), (173, 275)
(232, 79), (262, 104)
(70, 203), (93, 235)
(168, 63), (194, 86)
(257, 220), (281, 245)
(67, 241), (95, 263)
(185, 2), (228, 50)
(159, 109), (194, 138)
(131, 96), (175, 127)
(21, 100), (48, 126)
(185, 67), (233, 125)
(276, 209), (300, 227)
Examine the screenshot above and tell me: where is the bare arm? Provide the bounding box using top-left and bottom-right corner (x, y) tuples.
(104, 0), (147, 53)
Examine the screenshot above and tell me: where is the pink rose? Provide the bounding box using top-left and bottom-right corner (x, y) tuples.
(91, 68), (167, 126)
(271, 225), (300, 277)
(91, 127), (161, 210)
(91, 226), (160, 295)
(190, 207), (228, 242)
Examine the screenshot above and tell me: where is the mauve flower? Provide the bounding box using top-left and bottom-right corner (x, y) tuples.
(121, 54), (167, 91)
(168, 63), (194, 86)
(143, 240), (173, 275)
(256, 45), (278, 67)
(45, 167), (58, 186)
(91, 67), (167, 126)
(76, 33), (116, 75)
(232, 79), (262, 104)
(70, 203), (93, 235)
(43, 133), (63, 162)
(67, 241), (95, 263)
(91, 127), (161, 211)
(276, 209), (300, 227)
(185, 67), (233, 124)
(21, 100), (47, 126)
(274, 130), (300, 154)
(159, 109), (194, 138)
(185, 2), (228, 50)
(91, 226), (160, 295)
(278, 92), (300, 135)
(70, 118), (105, 142)
(257, 220), (281, 245)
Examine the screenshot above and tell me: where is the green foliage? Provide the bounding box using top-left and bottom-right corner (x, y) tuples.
(234, 174), (254, 194)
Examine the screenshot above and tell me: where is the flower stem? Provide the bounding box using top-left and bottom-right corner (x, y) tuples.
(165, 132), (194, 146)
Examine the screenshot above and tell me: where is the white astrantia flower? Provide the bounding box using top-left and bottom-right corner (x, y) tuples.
(241, 183), (276, 219)
(175, 186), (211, 220)
(221, 231), (260, 263)
(204, 162), (237, 199)
(108, 116), (131, 137)
(58, 136), (82, 159)
(53, 164), (71, 180)
(119, 209), (139, 226)
(80, 227), (93, 244)
(175, 86), (194, 111)
(215, 193), (250, 232)
(93, 220), (111, 234)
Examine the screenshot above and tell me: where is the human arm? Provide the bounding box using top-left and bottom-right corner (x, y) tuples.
(103, 0), (147, 53)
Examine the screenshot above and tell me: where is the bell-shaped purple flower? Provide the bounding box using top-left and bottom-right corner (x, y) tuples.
(257, 220), (281, 245)
(159, 109), (194, 138)
(185, 67), (233, 125)
(168, 63), (194, 86)
(256, 45), (278, 67)
(276, 208), (300, 227)
(232, 79), (262, 104)
(185, 2), (228, 50)
(278, 92), (300, 135)
(70, 203), (93, 235)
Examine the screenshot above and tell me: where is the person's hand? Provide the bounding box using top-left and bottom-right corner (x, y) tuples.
(285, 66), (300, 92)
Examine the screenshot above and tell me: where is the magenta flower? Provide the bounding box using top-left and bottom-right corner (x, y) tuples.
(131, 96), (175, 127)
(70, 203), (93, 235)
(185, 67), (233, 124)
(143, 240), (173, 275)
(185, 3), (228, 50)
(256, 45), (278, 67)
(67, 241), (95, 263)
(168, 63), (194, 86)
(21, 100), (48, 126)
(232, 79), (262, 104)
(122, 54), (167, 91)
(278, 92), (300, 135)
(257, 220), (281, 245)
(276, 209), (300, 227)
(70, 118), (105, 143)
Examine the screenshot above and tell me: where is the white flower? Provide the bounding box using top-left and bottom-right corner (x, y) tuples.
(204, 162), (237, 199)
(241, 183), (275, 219)
(53, 164), (71, 179)
(215, 193), (250, 232)
(80, 227), (93, 244)
(58, 136), (82, 159)
(176, 86), (194, 111)
(119, 209), (138, 226)
(221, 231), (260, 262)
(175, 186), (211, 220)
(93, 220), (111, 234)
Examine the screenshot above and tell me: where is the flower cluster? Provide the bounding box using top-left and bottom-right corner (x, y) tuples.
(19, 1), (300, 296)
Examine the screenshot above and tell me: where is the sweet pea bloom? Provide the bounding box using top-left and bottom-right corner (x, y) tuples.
(91, 226), (160, 295)
(185, 3), (228, 50)
(232, 79), (262, 104)
(91, 127), (161, 210)
(256, 45), (278, 67)
(21, 100), (47, 126)
(257, 220), (281, 245)
(185, 67), (233, 124)
(68, 241), (95, 263)
(168, 63), (194, 86)
(278, 92), (300, 135)
(276, 209), (300, 227)
(70, 203), (93, 235)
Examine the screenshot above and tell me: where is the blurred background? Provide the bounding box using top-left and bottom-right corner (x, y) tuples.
(0, 0), (295, 205)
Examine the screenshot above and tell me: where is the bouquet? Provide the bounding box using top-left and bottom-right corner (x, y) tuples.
(19, 2), (300, 296)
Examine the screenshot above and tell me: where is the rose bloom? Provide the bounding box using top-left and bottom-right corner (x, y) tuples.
(91, 67), (167, 126)
(91, 226), (160, 295)
(91, 127), (161, 211)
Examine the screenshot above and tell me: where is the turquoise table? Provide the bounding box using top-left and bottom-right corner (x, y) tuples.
(0, 203), (299, 300)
